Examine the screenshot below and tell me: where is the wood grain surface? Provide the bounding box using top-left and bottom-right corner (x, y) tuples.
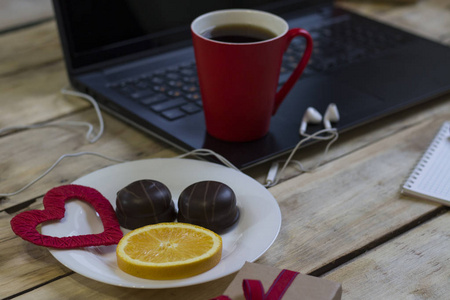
(1, 0), (450, 299)
(325, 211), (450, 299)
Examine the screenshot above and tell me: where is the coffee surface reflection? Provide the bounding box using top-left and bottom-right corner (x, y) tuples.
(202, 24), (277, 43)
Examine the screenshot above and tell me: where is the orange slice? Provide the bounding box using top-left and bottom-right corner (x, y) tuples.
(116, 222), (222, 280)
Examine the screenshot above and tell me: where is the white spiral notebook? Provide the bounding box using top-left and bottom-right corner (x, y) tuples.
(402, 121), (450, 206)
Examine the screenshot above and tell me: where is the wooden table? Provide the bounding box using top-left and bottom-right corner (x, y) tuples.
(1, 1), (450, 299)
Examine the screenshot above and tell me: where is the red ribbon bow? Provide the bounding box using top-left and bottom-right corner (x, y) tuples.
(212, 269), (299, 300)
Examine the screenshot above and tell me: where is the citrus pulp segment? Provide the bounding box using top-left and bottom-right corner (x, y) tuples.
(116, 222), (222, 280)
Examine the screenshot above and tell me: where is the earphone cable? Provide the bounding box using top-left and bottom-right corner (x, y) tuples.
(0, 87), (104, 144)
(60, 87), (104, 143)
(265, 128), (338, 187)
(0, 152), (126, 198)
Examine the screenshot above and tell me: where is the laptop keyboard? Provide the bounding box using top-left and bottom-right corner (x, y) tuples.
(110, 62), (203, 120)
(110, 18), (410, 121)
(279, 18), (411, 84)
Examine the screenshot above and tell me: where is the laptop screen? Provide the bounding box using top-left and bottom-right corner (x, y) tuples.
(53, 0), (329, 71)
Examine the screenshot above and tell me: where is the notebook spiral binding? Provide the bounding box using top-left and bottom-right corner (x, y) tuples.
(402, 121), (450, 192)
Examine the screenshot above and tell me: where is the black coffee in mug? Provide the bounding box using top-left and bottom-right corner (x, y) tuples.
(202, 24), (277, 43)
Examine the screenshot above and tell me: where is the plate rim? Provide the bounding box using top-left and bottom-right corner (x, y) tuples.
(43, 158), (281, 288)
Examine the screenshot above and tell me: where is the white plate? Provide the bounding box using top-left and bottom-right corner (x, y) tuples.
(41, 158), (281, 288)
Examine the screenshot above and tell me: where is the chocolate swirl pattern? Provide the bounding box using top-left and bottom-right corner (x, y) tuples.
(178, 181), (240, 233)
(116, 180), (176, 229)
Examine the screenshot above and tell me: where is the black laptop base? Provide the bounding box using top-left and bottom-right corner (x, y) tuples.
(56, 2), (450, 169)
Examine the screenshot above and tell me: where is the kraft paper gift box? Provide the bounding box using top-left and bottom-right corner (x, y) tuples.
(214, 262), (342, 300)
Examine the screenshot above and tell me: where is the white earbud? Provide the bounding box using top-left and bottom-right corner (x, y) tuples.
(323, 103), (340, 129)
(267, 103), (340, 187)
(300, 107), (322, 134)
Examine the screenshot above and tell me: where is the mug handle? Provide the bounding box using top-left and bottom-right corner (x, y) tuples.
(272, 28), (313, 115)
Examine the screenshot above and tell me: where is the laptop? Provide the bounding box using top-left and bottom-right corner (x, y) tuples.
(52, 0), (450, 169)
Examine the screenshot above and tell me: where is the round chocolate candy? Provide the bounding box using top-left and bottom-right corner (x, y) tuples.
(116, 179), (176, 229)
(177, 181), (239, 233)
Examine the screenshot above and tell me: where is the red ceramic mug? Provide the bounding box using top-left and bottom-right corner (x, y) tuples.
(191, 9), (313, 142)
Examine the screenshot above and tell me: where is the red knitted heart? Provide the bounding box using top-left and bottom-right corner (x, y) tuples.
(10, 184), (123, 249)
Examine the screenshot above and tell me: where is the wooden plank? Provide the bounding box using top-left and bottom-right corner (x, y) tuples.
(324, 211), (450, 299)
(1, 1), (450, 298)
(0, 61), (85, 129)
(2, 86), (449, 298)
(254, 116), (449, 275)
(0, 109), (180, 212)
(13, 272), (235, 300)
(0, 21), (61, 78)
(1, 91), (449, 211)
(1, 194), (231, 299)
(0, 20), (71, 133)
(4, 108), (449, 299)
(2, 203), (232, 300)
(0, 201), (71, 299)
(0, 236), (70, 299)
(0, 0), (53, 32)
(0, 21), (78, 129)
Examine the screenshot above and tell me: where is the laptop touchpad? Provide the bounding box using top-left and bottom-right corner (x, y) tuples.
(276, 75), (385, 126)
(332, 47), (442, 104)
